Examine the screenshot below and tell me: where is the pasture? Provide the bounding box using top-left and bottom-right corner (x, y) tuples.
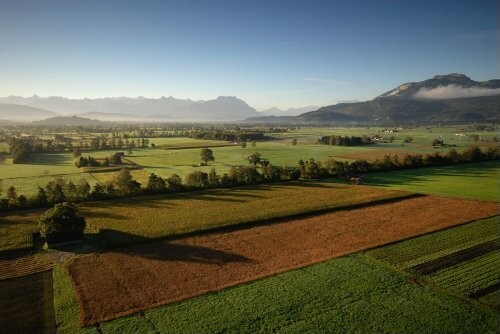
(364, 161), (500, 201)
(367, 216), (500, 309)
(67, 195), (498, 325)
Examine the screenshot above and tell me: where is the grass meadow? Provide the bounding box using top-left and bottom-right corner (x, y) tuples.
(364, 161), (500, 201)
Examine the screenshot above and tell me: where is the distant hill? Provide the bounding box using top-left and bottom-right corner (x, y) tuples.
(0, 103), (58, 121)
(297, 74), (500, 123)
(0, 95), (260, 121)
(33, 116), (105, 126)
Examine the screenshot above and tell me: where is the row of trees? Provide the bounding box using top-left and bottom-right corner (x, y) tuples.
(189, 130), (268, 142)
(1, 146), (498, 212)
(75, 154), (123, 168)
(317, 135), (372, 146)
(6, 137), (151, 162)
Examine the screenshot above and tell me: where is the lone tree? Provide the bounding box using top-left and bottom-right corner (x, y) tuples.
(291, 139), (297, 146)
(247, 152), (261, 166)
(200, 148), (214, 165)
(38, 202), (86, 238)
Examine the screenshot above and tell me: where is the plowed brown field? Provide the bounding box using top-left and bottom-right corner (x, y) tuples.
(68, 196), (499, 326)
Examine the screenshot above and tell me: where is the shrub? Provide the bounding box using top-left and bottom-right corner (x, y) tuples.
(38, 202), (86, 237)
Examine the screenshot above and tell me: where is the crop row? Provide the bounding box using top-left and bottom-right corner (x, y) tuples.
(409, 238), (499, 275)
(426, 251), (500, 296)
(367, 217), (499, 269)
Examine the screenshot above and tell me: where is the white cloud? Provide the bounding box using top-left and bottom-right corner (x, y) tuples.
(413, 84), (500, 100)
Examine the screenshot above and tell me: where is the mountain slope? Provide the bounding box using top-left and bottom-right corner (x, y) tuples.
(33, 116), (106, 126)
(298, 74), (500, 123)
(0, 103), (58, 121)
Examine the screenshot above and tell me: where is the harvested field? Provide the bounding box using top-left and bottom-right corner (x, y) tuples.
(67, 195), (499, 326)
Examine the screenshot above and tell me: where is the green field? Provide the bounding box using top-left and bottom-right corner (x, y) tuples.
(364, 161), (500, 201)
(367, 216), (500, 308)
(367, 217), (500, 270)
(1, 126), (498, 198)
(54, 254), (500, 334)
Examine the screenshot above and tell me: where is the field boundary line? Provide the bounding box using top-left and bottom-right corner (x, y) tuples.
(94, 193), (421, 251)
(362, 214), (500, 255)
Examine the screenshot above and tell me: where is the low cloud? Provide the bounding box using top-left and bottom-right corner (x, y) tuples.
(413, 84), (500, 100)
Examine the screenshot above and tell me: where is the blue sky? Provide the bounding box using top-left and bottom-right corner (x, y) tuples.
(0, 0), (498, 110)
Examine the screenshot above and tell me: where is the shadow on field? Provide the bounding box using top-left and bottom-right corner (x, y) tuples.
(365, 162), (499, 187)
(62, 229), (251, 265)
(23, 153), (71, 166)
(121, 240), (252, 265)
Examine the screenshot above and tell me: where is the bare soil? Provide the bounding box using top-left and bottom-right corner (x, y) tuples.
(68, 196), (500, 326)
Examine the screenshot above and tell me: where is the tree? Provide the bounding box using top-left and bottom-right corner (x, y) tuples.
(6, 186), (18, 207)
(147, 173), (166, 193)
(113, 168), (141, 196)
(299, 159), (322, 179)
(403, 136), (414, 143)
(241, 141), (247, 148)
(65, 181), (77, 200)
(208, 168), (220, 187)
(200, 148), (214, 165)
(251, 140), (256, 147)
(90, 183), (106, 200)
(247, 152), (261, 165)
(291, 139), (297, 146)
(184, 171), (209, 189)
(432, 138), (444, 146)
(73, 147), (82, 158)
(166, 174), (183, 192)
(76, 179), (91, 199)
(33, 186), (49, 207)
(38, 202), (86, 237)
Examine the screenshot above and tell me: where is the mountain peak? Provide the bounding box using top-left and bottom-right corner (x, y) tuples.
(433, 73), (470, 80)
(377, 73), (498, 99)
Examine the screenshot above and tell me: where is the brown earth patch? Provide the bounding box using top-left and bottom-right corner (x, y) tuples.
(68, 196), (500, 326)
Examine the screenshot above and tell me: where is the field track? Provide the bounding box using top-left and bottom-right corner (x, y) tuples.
(68, 195), (499, 326)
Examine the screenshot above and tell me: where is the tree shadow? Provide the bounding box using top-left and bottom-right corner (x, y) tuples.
(365, 162), (499, 188)
(56, 229), (252, 266)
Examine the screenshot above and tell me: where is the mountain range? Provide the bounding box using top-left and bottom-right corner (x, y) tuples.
(0, 95), (260, 122)
(1, 73), (499, 124)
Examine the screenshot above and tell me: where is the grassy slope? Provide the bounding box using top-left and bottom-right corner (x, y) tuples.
(84, 255), (500, 334)
(364, 161), (500, 201)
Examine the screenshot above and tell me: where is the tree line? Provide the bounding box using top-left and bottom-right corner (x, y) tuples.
(75, 154), (123, 168)
(317, 135), (373, 146)
(0, 145), (498, 212)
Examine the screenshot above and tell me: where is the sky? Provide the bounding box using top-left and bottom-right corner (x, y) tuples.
(0, 0), (498, 110)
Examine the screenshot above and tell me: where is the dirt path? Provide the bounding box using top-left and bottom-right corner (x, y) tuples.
(67, 196), (499, 326)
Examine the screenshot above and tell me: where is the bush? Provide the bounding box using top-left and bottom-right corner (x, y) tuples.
(38, 202), (86, 237)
